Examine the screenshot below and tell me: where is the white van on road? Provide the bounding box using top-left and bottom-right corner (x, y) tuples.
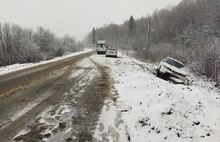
(96, 40), (107, 54)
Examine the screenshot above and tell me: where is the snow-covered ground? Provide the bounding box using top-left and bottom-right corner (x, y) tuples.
(91, 52), (220, 142)
(1, 49), (220, 142)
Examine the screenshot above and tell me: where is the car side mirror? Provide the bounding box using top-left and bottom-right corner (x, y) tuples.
(162, 59), (166, 62)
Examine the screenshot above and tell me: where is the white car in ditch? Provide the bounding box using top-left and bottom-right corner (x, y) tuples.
(157, 57), (187, 82)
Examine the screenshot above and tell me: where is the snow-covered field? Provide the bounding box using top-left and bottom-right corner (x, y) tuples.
(91, 52), (220, 142)
(1, 49), (220, 142)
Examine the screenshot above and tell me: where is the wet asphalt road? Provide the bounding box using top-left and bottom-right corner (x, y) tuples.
(0, 51), (111, 142)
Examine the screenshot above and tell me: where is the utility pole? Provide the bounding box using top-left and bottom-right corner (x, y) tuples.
(146, 18), (150, 58)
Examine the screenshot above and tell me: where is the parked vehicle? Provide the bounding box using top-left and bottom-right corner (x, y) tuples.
(106, 47), (118, 58)
(96, 40), (107, 54)
(157, 57), (187, 81)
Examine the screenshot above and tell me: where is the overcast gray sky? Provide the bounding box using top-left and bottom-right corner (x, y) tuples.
(0, 0), (182, 40)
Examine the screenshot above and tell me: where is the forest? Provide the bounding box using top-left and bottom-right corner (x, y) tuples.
(0, 23), (83, 66)
(85, 0), (220, 84)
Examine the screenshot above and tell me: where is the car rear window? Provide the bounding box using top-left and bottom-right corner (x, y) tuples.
(166, 58), (184, 68)
(108, 48), (116, 50)
(97, 44), (106, 47)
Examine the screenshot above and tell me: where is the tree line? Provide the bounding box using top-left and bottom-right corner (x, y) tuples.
(85, 0), (220, 84)
(0, 22), (83, 67)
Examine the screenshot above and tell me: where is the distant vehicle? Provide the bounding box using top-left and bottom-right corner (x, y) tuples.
(96, 40), (107, 54)
(157, 57), (186, 82)
(106, 47), (118, 58)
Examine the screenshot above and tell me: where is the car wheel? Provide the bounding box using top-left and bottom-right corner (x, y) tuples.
(156, 66), (161, 77)
(156, 69), (160, 77)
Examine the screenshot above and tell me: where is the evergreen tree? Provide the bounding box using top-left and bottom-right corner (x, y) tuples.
(129, 15), (136, 38)
(92, 27), (96, 44)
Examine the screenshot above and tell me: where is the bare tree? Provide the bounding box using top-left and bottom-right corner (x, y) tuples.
(63, 34), (77, 53)
(0, 22), (7, 65)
